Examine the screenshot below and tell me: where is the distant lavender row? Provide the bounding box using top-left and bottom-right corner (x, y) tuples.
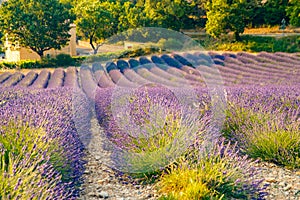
(0, 52), (298, 91)
(0, 67), (79, 89)
(47, 68), (65, 88)
(15, 71), (38, 87)
(89, 51), (299, 88)
(226, 84), (300, 113)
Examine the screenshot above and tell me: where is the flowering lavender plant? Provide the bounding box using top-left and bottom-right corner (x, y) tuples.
(0, 87), (91, 197)
(157, 138), (268, 199)
(95, 85), (213, 176)
(0, 123), (71, 199)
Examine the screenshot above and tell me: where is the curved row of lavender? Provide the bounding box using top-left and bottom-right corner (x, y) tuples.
(94, 83), (300, 158)
(0, 87), (91, 198)
(90, 51), (298, 198)
(0, 52), (299, 89)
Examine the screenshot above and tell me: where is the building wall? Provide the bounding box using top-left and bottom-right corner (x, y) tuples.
(5, 48), (20, 61)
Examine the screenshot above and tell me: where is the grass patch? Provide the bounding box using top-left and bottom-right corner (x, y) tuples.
(156, 140), (266, 199)
(199, 35), (300, 53)
(223, 104), (300, 169)
(0, 122), (73, 199)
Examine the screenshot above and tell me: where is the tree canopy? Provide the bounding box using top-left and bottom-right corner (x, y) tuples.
(1, 0), (298, 53)
(73, 0), (145, 54)
(205, 0), (257, 41)
(0, 0), (73, 58)
(286, 0), (300, 27)
(73, 0), (113, 54)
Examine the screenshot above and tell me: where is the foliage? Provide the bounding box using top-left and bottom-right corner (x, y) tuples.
(103, 1), (143, 33)
(200, 35), (300, 53)
(73, 0), (113, 54)
(0, 0), (73, 58)
(182, 0), (207, 29)
(223, 104), (300, 169)
(53, 53), (77, 66)
(260, 0), (289, 26)
(73, 0), (145, 54)
(119, 46), (162, 58)
(157, 140), (267, 199)
(141, 0), (191, 31)
(0, 123), (68, 199)
(205, 0), (230, 39)
(157, 38), (183, 51)
(0, 54), (83, 69)
(286, 0), (300, 27)
(83, 46), (162, 64)
(205, 0), (255, 41)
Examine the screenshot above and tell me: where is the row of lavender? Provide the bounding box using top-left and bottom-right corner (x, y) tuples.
(0, 67), (79, 89)
(0, 87), (91, 199)
(91, 82), (299, 198)
(0, 52), (299, 90)
(94, 83), (300, 164)
(87, 51), (300, 89)
(87, 52), (299, 198)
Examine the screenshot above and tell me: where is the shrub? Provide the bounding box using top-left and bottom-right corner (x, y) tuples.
(112, 109), (205, 178)
(223, 104), (300, 169)
(54, 53), (76, 66)
(0, 87), (90, 196)
(119, 47), (161, 58)
(0, 55), (84, 70)
(157, 139), (267, 199)
(158, 38), (183, 51)
(199, 35), (300, 53)
(0, 61), (18, 69)
(95, 86), (208, 178)
(0, 122), (70, 199)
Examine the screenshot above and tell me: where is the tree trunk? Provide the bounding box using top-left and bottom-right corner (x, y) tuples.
(93, 48), (98, 55)
(89, 36), (97, 55)
(37, 50), (44, 58)
(94, 43), (104, 55)
(234, 32), (241, 41)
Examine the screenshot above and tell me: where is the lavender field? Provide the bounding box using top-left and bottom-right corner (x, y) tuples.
(0, 51), (299, 199)
(1, 52), (300, 88)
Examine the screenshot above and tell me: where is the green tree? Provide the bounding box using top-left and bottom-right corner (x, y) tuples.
(205, 0), (230, 38)
(184, 0), (207, 29)
(141, 0), (191, 31)
(102, 0), (144, 33)
(261, 0), (289, 26)
(286, 0), (300, 27)
(73, 0), (113, 54)
(73, 0), (144, 54)
(0, 0), (73, 58)
(227, 0), (256, 41)
(205, 0), (255, 41)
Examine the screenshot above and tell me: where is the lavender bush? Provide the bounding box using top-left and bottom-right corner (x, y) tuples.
(95, 85), (210, 176)
(0, 123), (70, 199)
(223, 85), (300, 168)
(0, 87), (91, 197)
(157, 139), (268, 199)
